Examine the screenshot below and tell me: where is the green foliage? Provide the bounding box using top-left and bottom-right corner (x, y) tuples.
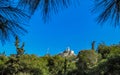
(89, 55), (120, 75)
(76, 50), (99, 75)
(77, 50), (98, 68)
(0, 40), (120, 75)
(97, 43), (110, 59)
(87, 44), (120, 75)
(97, 43), (120, 58)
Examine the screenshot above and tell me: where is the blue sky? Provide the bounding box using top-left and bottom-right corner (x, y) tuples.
(1, 0), (120, 56)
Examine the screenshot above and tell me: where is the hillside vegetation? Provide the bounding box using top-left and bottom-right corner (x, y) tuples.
(0, 38), (120, 75)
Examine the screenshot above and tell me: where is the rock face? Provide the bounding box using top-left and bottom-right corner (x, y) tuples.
(58, 47), (76, 57)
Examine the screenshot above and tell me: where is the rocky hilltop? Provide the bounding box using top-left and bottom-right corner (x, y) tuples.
(58, 47), (76, 57)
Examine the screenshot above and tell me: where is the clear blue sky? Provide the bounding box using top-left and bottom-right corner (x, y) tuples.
(0, 0), (120, 56)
